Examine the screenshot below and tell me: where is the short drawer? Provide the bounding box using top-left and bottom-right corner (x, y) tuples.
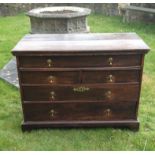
(18, 55), (142, 68)
(20, 71), (79, 84)
(23, 102), (137, 121)
(22, 84), (139, 102)
(82, 69), (140, 83)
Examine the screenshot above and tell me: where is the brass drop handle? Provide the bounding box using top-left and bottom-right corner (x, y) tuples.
(48, 76), (55, 84)
(108, 57), (113, 66)
(104, 108), (111, 117)
(50, 109), (56, 118)
(50, 91), (55, 100)
(47, 59), (52, 67)
(105, 90), (112, 99)
(107, 74), (114, 82)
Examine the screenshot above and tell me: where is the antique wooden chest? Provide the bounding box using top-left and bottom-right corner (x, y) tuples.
(12, 33), (150, 131)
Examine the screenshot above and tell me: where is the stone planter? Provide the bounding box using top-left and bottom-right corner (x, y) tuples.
(27, 6), (91, 33)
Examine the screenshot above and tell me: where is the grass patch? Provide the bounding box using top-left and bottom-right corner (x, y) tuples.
(0, 14), (155, 150)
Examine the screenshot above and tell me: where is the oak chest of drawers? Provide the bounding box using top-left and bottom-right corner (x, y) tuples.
(12, 33), (150, 131)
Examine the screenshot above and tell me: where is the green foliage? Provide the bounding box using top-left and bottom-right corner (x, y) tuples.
(0, 14), (155, 150)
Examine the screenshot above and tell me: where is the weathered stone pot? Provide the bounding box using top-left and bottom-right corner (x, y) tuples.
(27, 6), (91, 34)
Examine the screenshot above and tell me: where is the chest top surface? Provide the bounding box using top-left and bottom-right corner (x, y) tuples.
(12, 33), (150, 55)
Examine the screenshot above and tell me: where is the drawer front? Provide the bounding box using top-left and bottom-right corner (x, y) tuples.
(22, 84), (139, 102)
(19, 55), (141, 68)
(82, 70), (140, 83)
(21, 71), (79, 84)
(23, 102), (137, 121)
(20, 69), (140, 85)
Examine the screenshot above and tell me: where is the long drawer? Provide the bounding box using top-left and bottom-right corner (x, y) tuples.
(18, 55), (142, 68)
(23, 102), (137, 121)
(20, 69), (140, 84)
(22, 84), (139, 102)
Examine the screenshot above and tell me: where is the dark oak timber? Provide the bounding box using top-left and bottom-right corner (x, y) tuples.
(22, 84), (139, 102)
(12, 33), (150, 131)
(18, 55), (142, 68)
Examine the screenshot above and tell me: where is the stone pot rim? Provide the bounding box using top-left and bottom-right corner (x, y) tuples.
(26, 6), (91, 19)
